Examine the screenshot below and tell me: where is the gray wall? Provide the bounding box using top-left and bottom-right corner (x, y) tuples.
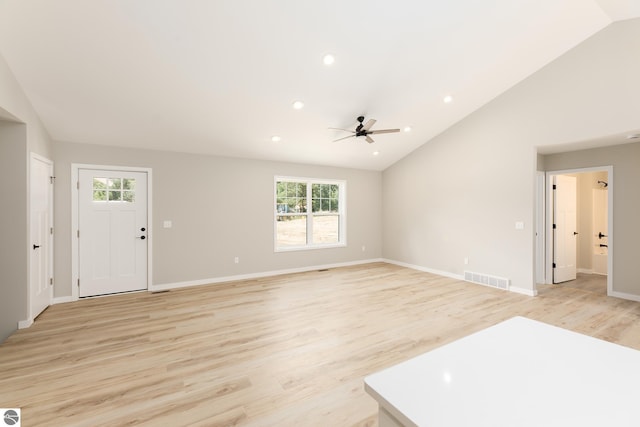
(0, 51), (52, 342)
(382, 18), (640, 294)
(544, 143), (640, 295)
(53, 141), (382, 297)
(0, 122), (27, 342)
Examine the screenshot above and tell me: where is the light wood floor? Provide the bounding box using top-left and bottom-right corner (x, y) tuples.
(560, 272), (608, 296)
(2, 263), (640, 426)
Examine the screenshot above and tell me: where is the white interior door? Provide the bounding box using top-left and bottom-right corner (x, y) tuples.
(79, 169), (148, 297)
(30, 154), (53, 319)
(553, 175), (577, 283)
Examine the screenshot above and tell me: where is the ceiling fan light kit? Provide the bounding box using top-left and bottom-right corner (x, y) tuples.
(330, 116), (400, 144)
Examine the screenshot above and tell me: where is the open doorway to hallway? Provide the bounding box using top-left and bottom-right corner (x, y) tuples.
(543, 167), (612, 296)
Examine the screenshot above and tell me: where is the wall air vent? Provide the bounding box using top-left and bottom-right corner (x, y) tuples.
(464, 271), (510, 291)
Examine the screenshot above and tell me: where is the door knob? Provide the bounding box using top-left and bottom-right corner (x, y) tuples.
(33, 244), (41, 250)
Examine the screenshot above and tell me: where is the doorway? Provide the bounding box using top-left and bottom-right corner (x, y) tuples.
(29, 153), (53, 320)
(72, 165), (152, 298)
(544, 166), (613, 295)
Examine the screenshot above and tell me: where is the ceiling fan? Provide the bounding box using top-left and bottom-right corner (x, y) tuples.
(330, 116), (400, 144)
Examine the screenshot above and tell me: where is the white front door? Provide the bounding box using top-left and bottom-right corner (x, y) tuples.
(553, 175), (577, 283)
(30, 154), (53, 318)
(79, 169), (148, 297)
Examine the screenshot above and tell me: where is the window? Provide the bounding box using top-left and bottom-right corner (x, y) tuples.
(275, 177), (346, 250)
(93, 177), (136, 202)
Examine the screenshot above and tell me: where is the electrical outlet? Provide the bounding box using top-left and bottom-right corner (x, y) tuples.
(234, 257), (239, 264)
(362, 245), (366, 252)
(464, 257), (469, 265)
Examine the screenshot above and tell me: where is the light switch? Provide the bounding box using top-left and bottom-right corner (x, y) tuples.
(515, 221), (524, 230)
(163, 220), (172, 228)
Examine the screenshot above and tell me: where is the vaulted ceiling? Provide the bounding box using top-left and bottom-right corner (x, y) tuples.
(1, 0), (638, 170)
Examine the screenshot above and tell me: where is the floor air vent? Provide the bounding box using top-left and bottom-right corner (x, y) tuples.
(464, 271), (510, 291)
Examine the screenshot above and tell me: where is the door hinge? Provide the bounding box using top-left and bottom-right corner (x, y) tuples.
(50, 277), (53, 285)
(77, 181), (80, 190)
(50, 176), (56, 184)
(553, 263), (556, 268)
(77, 230), (80, 238)
(50, 227), (54, 235)
(77, 278), (80, 287)
(552, 184), (557, 190)
(552, 224), (556, 229)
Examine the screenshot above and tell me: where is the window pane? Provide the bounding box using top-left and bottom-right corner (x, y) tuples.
(330, 184), (338, 198)
(123, 191), (135, 202)
(312, 184), (321, 198)
(297, 183), (306, 197)
(276, 215), (307, 247)
(331, 199), (339, 213)
(286, 182), (297, 197)
(277, 182), (286, 198)
(93, 190), (106, 201)
(108, 178), (122, 190)
(313, 215), (339, 244)
(93, 178), (107, 190)
(321, 184), (330, 198)
(311, 199), (320, 213)
(108, 190), (121, 201)
(321, 199), (330, 212)
(123, 178), (136, 190)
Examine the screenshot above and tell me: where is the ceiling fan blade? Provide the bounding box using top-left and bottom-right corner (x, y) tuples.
(362, 119), (376, 131)
(365, 135), (375, 144)
(369, 128), (400, 135)
(333, 135), (355, 142)
(328, 127), (355, 133)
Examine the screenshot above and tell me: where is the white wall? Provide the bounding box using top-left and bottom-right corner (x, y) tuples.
(382, 18), (640, 295)
(53, 141), (382, 297)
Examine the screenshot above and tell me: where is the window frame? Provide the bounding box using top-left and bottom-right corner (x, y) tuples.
(274, 176), (347, 252)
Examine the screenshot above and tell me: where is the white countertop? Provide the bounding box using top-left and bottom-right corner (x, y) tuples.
(364, 316), (640, 427)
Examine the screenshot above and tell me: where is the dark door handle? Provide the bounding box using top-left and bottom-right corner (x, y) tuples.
(598, 232), (607, 239)
(33, 244), (41, 250)
(573, 232), (579, 235)
(137, 235), (146, 240)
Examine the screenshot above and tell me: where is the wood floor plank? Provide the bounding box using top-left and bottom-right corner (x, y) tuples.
(1, 262), (638, 426)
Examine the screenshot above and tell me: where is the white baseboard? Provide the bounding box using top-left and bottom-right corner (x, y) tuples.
(577, 268), (594, 274)
(382, 258), (464, 280)
(383, 258), (538, 296)
(53, 296), (75, 304)
(609, 290), (640, 302)
(151, 258), (385, 292)
(18, 318), (33, 329)
(510, 286), (538, 297)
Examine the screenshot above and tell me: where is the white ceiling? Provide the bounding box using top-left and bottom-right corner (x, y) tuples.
(0, 0), (639, 171)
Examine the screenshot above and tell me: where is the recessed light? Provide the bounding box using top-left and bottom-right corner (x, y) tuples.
(404, 126), (412, 132)
(443, 95), (453, 103)
(626, 134), (639, 139)
(271, 136), (281, 142)
(292, 101), (304, 110)
(373, 151), (380, 156)
(323, 54), (335, 66)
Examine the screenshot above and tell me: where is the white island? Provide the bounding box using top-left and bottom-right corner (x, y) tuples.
(365, 316), (640, 427)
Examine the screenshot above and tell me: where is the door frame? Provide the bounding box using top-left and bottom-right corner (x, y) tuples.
(544, 166), (613, 295)
(26, 152), (54, 326)
(71, 164), (153, 300)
